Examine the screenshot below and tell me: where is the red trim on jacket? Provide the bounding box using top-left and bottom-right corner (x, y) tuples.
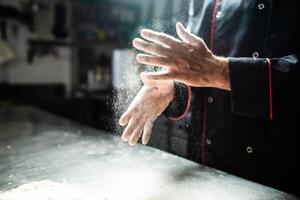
(200, 0), (219, 163)
(266, 58), (273, 120)
(168, 85), (192, 121)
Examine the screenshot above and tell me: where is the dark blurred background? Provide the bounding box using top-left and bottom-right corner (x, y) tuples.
(0, 0), (190, 157)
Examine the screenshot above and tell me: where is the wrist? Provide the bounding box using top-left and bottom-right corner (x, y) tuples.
(144, 80), (175, 102)
(213, 56), (231, 90)
(165, 81), (175, 104)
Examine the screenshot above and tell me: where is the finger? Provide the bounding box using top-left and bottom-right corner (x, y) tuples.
(119, 112), (131, 126)
(140, 72), (163, 87)
(121, 119), (137, 142)
(142, 71), (176, 81)
(141, 29), (181, 48)
(140, 73), (174, 88)
(119, 106), (136, 126)
(136, 54), (175, 68)
(132, 38), (170, 57)
(176, 22), (202, 45)
(142, 120), (154, 145)
(140, 72), (156, 86)
(142, 71), (191, 87)
(129, 122), (144, 145)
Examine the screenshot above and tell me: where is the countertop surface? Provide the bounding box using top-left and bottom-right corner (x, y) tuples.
(0, 107), (298, 200)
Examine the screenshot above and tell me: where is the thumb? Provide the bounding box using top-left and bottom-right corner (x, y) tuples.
(141, 71), (175, 82)
(140, 72), (166, 86)
(176, 22), (202, 45)
(140, 72), (156, 86)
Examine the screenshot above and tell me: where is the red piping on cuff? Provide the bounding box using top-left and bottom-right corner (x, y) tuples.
(266, 58), (273, 120)
(168, 85), (192, 121)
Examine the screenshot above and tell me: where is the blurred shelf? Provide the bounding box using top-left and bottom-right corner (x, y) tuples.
(73, 41), (127, 49)
(28, 39), (73, 47)
(0, 5), (32, 26)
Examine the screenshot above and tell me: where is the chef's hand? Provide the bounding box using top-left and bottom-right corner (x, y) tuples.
(133, 22), (230, 91)
(119, 77), (174, 145)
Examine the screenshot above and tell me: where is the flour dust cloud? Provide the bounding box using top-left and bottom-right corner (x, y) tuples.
(111, 21), (175, 137)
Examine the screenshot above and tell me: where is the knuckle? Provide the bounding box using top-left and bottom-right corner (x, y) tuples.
(160, 58), (168, 66)
(144, 42), (152, 49)
(162, 73), (169, 78)
(132, 107), (139, 113)
(169, 71), (177, 78)
(157, 32), (164, 38)
(182, 42), (191, 50)
(160, 34), (168, 42)
(154, 45), (165, 54)
(152, 44), (159, 51)
(198, 37), (204, 43)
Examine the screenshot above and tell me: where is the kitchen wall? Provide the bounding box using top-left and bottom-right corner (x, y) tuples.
(0, 0), (72, 96)
(4, 22), (72, 96)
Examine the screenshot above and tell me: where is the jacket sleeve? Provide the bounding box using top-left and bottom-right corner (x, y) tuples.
(229, 54), (300, 120)
(163, 82), (192, 121)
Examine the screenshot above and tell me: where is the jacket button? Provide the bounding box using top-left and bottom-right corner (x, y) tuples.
(208, 96), (214, 103)
(252, 52), (259, 58)
(246, 146), (253, 154)
(216, 11), (222, 19)
(258, 3), (265, 10)
(206, 139), (211, 145)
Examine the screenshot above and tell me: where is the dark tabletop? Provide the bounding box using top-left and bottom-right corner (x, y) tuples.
(0, 107), (298, 200)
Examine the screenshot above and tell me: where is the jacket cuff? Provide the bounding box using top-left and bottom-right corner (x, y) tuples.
(229, 57), (272, 119)
(164, 82), (191, 121)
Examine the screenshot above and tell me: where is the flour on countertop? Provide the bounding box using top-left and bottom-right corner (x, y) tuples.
(0, 180), (107, 200)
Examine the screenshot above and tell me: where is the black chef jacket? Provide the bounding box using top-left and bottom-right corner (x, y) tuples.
(164, 0), (300, 195)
